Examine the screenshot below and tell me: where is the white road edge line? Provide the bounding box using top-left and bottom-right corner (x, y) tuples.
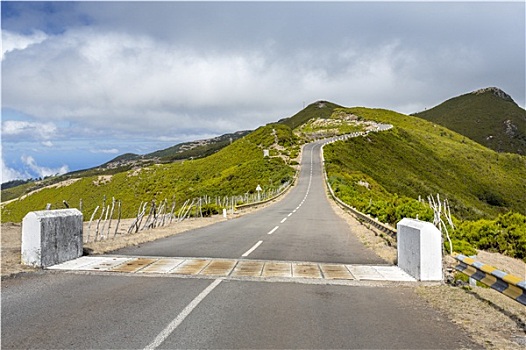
(267, 226), (279, 235)
(144, 278), (223, 350)
(241, 240), (263, 257)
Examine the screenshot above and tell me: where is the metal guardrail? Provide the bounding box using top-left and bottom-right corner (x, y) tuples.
(454, 254), (526, 305)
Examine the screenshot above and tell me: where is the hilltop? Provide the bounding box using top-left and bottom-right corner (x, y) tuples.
(278, 100), (343, 129)
(413, 87), (526, 155)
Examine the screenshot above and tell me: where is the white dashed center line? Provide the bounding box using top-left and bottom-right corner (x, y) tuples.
(267, 226), (279, 235)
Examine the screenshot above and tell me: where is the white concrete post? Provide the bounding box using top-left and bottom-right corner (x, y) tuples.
(22, 209), (83, 268)
(397, 218), (442, 281)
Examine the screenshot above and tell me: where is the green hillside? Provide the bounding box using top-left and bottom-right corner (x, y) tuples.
(325, 107), (526, 221)
(324, 107), (526, 260)
(414, 87), (526, 155)
(1, 124), (296, 223)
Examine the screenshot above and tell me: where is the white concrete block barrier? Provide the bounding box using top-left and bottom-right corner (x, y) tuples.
(22, 209), (83, 267)
(397, 218), (442, 281)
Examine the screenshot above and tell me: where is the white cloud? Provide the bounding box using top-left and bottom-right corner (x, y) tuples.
(1, 30), (48, 60)
(2, 120), (58, 141)
(1, 143), (28, 182)
(1, 28), (433, 130)
(1, 158), (28, 183)
(1, 1), (524, 149)
(90, 148), (119, 154)
(21, 155), (69, 178)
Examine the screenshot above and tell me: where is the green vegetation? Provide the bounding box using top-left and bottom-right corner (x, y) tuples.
(2, 181), (36, 203)
(414, 87), (526, 155)
(324, 107), (526, 260)
(1, 124), (295, 223)
(325, 107), (525, 220)
(455, 212), (526, 260)
(3, 94), (525, 261)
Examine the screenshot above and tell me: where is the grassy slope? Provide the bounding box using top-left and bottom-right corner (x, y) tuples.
(1, 124), (295, 222)
(414, 89), (526, 155)
(324, 107), (526, 221)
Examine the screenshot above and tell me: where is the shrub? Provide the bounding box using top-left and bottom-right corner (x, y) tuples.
(450, 239), (477, 256)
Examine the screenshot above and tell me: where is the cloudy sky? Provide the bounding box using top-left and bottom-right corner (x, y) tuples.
(2, 1), (525, 182)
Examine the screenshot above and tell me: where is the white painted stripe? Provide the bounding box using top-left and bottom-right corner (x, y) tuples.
(241, 240), (263, 257)
(144, 278), (223, 349)
(280, 217), (287, 223)
(267, 226), (279, 235)
(288, 213), (293, 217)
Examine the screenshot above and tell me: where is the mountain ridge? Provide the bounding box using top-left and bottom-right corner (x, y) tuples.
(413, 87), (526, 155)
(2, 87), (524, 213)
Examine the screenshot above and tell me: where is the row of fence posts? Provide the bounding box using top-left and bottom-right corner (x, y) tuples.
(55, 182), (290, 243)
(85, 196), (122, 243)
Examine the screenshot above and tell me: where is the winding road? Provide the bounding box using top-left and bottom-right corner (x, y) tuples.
(1, 140), (480, 349)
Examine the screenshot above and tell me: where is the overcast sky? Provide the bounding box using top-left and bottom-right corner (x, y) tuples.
(2, 1), (525, 182)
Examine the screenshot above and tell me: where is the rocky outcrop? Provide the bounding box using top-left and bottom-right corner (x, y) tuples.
(472, 87), (515, 103)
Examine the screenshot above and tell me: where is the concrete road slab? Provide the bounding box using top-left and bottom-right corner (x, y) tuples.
(262, 262), (292, 278)
(199, 259), (237, 276)
(112, 258), (158, 273)
(374, 266), (416, 281)
(137, 258), (184, 274)
(170, 259), (210, 275)
(320, 264), (355, 280)
(47, 256), (109, 270)
(347, 265), (385, 280)
(76, 257), (132, 271)
(292, 263), (322, 279)
(231, 260), (265, 277)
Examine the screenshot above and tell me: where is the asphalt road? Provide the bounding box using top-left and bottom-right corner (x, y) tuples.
(114, 141), (384, 264)
(1, 141), (481, 349)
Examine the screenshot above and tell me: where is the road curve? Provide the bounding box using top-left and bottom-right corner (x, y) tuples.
(114, 141), (384, 264)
